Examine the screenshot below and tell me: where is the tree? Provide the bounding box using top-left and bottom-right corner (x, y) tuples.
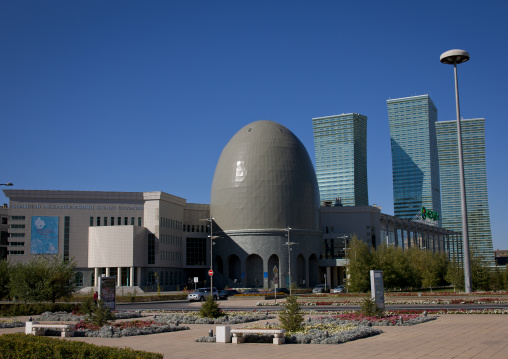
(470, 252), (491, 291)
(199, 295), (224, 319)
(9, 256), (76, 303)
(445, 257), (464, 291)
(345, 237), (373, 292)
(278, 295), (304, 332)
(0, 260), (9, 300)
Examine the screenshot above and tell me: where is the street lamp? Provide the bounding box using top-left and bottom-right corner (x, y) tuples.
(0, 183), (13, 186)
(284, 227), (298, 296)
(440, 49), (472, 293)
(200, 217), (216, 297)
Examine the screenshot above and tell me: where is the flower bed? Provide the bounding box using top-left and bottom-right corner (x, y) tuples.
(74, 320), (189, 338)
(256, 298), (508, 306)
(0, 319), (25, 328)
(152, 311), (274, 325)
(35, 310), (143, 322)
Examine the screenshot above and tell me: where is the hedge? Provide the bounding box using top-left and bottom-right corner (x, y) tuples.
(0, 333), (164, 359)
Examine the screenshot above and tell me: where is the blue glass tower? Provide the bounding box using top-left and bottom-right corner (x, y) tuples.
(436, 118), (494, 266)
(312, 113), (368, 206)
(387, 95), (441, 221)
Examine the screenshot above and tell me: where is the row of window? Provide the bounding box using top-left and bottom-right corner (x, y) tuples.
(161, 234), (182, 246)
(8, 250), (24, 255)
(183, 224), (208, 233)
(160, 250), (181, 262)
(10, 224), (25, 229)
(8, 241), (24, 246)
(160, 217), (182, 230)
(90, 216), (142, 227)
(147, 271), (182, 286)
(10, 216), (25, 220)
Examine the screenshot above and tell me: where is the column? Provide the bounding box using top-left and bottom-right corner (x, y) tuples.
(137, 267), (142, 286)
(326, 267), (331, 290)
(105, 267), (110, 277)
(94, 268), (99, 288)
(117, 267), (122, 286)
(130, 267), (134, 287)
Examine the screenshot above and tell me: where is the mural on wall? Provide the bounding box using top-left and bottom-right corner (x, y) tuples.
(31, 216), (59, 254)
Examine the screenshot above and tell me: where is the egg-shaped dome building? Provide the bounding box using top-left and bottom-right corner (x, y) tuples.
(210, 121), (322, 289)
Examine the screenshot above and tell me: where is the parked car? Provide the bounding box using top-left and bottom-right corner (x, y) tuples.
(243, 288), (260, 294)
(312, 284), (330, 294)
(267, 288), (290, 295)
(187, 287), (218, 302)
(332, 285), (346, 293)
(218, 289), (240, 300)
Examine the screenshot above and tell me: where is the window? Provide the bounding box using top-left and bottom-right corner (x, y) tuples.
(111, 217), (114, 226)
(75, 272), (83, 287)
(138, 217), (142, 226)
(131, 217), (134, 225)
(10, 216), (25, 220)
(97, 217), (101, 226)
(186, 238), (207, 265)
(91, 272), (95, 287)
(147, 233), (155, 264)
(64, 216), (70, 261)
(118, 217), (121, 225)
(90, 217), (93, 226)
(8, 242), (24, 246)
(104, 217), (107, 226)
(147, 271), (155, 285)
(10, 224), (25, 229)
(124, 217), (128, 225)
(9, 233), (25, 237)
(8, 250), (24, 255)
(1, 217), (7, 225)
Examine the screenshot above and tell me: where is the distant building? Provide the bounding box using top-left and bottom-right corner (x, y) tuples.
(312, 113), (368, 206)
(387, 95), (441, 222)
(494, 250), (508, 266)
(436, 118), (495, 266)
(0, 205), (8, 260)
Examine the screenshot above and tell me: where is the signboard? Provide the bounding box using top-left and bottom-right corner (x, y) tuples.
(194, 277), (199, 283)
(421, 207), (439, 221)
(31, 216), (59, 254)
(263, 271), (268, 278)
(273, 276), (279, 285)
(370, 270), (385, 310)
(208, 270), (214, 276)
(98, 276), (116, 310)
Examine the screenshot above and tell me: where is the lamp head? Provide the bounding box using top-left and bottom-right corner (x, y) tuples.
(440, 49), (470, 65)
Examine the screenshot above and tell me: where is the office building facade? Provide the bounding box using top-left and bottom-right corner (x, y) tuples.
(387, 95), (441, 221)
(312, 113), (368, 206)
(436, 118), (495, 266)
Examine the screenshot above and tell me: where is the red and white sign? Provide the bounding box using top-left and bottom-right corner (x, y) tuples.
(208, 269), (214, 276)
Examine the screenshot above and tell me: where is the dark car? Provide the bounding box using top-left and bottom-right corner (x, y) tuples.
(243, 288), (260, 294)
(218, 289), (240, 300)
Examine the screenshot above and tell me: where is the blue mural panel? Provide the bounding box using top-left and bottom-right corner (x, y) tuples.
(31, 216), (59, 254)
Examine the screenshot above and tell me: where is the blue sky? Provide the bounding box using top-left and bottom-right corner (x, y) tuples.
(2, 1), (507, 249)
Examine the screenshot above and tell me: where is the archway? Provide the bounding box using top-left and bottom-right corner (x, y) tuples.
(308, 254), (318, 287)
(268, 254), (280, 289)
(228, 254), (242, 287)
(296, 254), (306, 287)
(245, 254), (263, 288)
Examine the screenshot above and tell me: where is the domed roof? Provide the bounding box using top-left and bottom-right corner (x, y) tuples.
(210, 120), (320, 232)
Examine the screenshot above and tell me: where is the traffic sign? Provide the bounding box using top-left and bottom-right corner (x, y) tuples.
(273, 265), (278, 275)
(208, 269), (214, 276)
(273, 276), (279, 285)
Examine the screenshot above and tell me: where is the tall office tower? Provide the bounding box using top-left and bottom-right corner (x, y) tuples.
(436, 118), (495, 266)
(312, 113), (368, 206)
(387, 95), (441, 221)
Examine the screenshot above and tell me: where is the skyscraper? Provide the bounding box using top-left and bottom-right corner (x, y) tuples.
(436, 118), (494, 266)
(312, 113), (368, 206)
(387, 95), (441, 221)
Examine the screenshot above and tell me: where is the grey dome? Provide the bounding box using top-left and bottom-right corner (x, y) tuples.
(211, 120), (320, 232)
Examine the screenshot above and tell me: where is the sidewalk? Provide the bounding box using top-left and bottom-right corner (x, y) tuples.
(2, 306), (507, 358)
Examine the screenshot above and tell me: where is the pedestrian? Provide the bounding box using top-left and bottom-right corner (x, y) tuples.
(93, 291), (98, 305)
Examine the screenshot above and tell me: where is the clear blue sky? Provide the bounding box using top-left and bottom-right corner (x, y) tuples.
(2, 1), (507, 249)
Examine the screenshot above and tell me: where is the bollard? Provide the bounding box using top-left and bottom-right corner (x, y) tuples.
(175, 320), (179, 327)
(209, 329), (213, 337)
(399, 315), (404, 325)
(109, 326), (114, 335)
(368, 322), (372, 327)
(28, 317), (33, 322)
(423, 311), (427, 317)
(324, 331), (329, 338)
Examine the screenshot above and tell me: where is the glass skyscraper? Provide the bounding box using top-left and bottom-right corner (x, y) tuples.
(436, 118), (494, 266)
(312, 113), (368, 206)
(387, 95), (441, 221)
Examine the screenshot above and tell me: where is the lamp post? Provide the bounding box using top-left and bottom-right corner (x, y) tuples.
(284, 227), (298, 296)
(0, 183), (13, 186)
(440, 49), (472, 293)
(200, 217), (216, 297)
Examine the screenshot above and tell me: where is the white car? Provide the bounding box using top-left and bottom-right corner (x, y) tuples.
(332, 285), (346, 293)
(312, 284), (329, 294)
(187, 287), (218, 302)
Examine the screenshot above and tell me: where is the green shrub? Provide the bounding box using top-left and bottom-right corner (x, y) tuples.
(360, 297), (383, 317)
(278, 295), (304, 332)
(78, 295), (115, 327)
(199, 295), (224, 319)
(0, 333), (163, 359)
